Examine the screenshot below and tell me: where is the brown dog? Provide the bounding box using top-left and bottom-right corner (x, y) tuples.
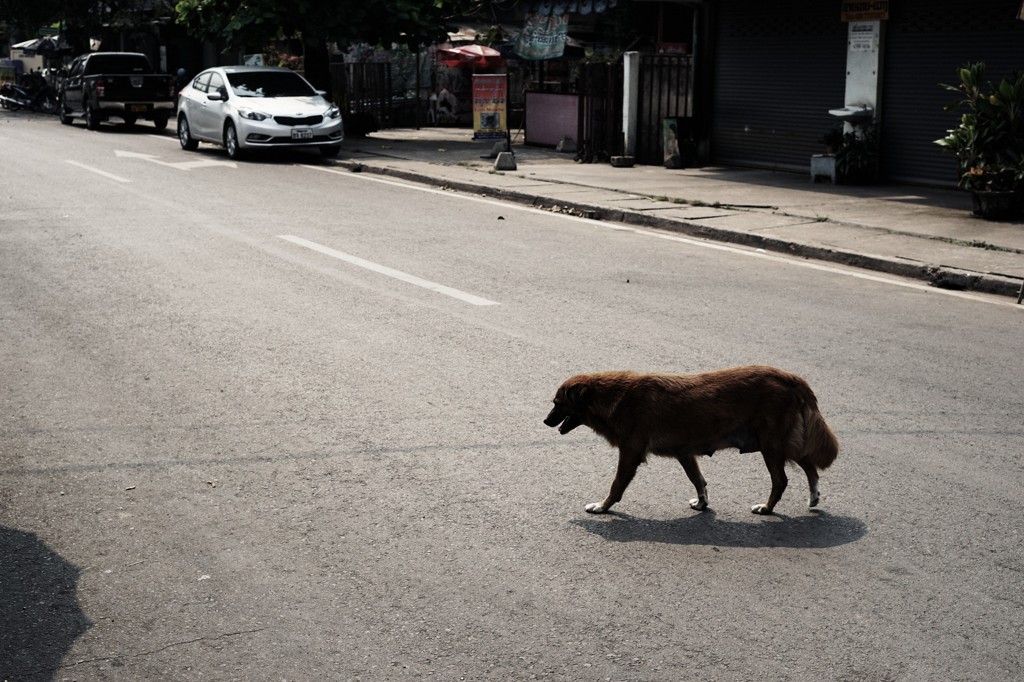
(544, 366), (839, 515)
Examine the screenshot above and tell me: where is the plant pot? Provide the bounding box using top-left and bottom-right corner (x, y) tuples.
(970, 190), (1022, 220)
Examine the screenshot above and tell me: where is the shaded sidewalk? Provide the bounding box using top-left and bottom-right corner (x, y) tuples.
(338, 128), (1024, 302)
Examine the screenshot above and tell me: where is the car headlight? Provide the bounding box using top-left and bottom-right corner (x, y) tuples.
(238, 108), (270, 121)
(327, 105), (341, 119)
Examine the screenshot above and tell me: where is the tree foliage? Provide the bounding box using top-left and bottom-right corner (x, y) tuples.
(174, 0), (479, 93)
(174, 0), (473, 52)
(1, 0), (62, 41)
(2, 0), (177, 53)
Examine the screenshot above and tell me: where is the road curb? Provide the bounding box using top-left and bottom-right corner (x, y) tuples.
(336, 160), (1023, 300)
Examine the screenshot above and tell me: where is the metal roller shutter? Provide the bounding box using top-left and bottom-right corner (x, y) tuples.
(882, 0), (1024, 186)
(711, 0), (847, 171)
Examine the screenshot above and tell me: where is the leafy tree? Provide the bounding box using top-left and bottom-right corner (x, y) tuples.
(57, 0), (178, 52)
(2, 0), (177, 54)
(175, 0), (475, 91)
(1, 0), (62, 43)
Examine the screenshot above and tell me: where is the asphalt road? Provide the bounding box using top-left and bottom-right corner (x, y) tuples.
(1, 112), (1022, 681)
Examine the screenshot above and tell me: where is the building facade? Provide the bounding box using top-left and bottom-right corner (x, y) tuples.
(704, 0), (1023, 185)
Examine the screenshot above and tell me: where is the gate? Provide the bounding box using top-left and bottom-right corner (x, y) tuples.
(636, 55), (693, 165)
(576, 62), (623, 163)
(329, 62), (392, 135)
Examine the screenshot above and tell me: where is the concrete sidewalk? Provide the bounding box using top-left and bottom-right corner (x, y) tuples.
(337, 127), (1024, 302)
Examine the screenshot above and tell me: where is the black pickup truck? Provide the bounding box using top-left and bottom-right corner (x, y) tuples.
(58, 52), (175, 130)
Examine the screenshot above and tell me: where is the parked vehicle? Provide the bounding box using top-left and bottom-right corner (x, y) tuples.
(0, 73), (58, 113)
(176, 66), (344, 159)
(58, 52), (175, 130)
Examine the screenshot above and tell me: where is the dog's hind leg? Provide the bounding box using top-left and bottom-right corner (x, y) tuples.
(586, 446), (643, 514)
(752, 450), (788, 515)
(677, 455), (709, 511)
(798, 460), (821, 508)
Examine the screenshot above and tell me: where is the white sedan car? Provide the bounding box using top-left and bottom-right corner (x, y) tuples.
(177, 66), (343, 159)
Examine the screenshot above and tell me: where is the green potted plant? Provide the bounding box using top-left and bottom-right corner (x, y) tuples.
(811, 124), (877, 184)
(836, 123), (879, 185)
(820, 126), (844, 155)
(935, 62), (1024, 220)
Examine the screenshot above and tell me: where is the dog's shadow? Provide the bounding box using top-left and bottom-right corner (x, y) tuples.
(570, 509), (866, 549)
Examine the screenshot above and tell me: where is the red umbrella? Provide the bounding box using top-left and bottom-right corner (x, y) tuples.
(437, 45), (505, 68)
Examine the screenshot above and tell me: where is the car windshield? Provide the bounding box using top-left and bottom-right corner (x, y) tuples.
(226, 71), (316, 98)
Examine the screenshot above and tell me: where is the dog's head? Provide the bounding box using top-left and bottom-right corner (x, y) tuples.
(544, 378), (589, 435)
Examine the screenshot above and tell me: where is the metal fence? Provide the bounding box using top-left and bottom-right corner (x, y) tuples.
(636, 54), (693, 165)
(329, 62), (392, 135)
(576, 62), (624, 163)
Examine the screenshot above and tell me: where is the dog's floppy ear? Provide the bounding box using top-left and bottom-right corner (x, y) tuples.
(564, 382), (588, 410)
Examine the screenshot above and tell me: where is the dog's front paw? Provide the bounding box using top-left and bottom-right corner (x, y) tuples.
(751, 504), (774, 515)
(689, 498), (708, 511)
(808, 491), (821, 508)
(585, 502), (608, 514)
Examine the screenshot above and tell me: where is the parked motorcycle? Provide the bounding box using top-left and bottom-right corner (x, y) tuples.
(0, 73), (58, 114)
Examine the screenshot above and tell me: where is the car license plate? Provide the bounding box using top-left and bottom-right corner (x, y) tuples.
(291, 129), (314, 140)
(129, 104), (148, 113)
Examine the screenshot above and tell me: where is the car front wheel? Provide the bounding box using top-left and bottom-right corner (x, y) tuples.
(224, 121), (244, 159)
(178, 116), (198, 151)
(58, 95), (72, 125)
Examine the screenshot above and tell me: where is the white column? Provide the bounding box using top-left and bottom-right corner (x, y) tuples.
(842, 20), (883, 130)
(622, 51), (640, 157)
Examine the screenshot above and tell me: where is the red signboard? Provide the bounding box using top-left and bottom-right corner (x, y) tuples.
(841, 1), (889, 21)
(472, 74), (508, 140)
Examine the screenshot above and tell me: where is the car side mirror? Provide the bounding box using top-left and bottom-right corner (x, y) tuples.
(208, 88), (226, 101)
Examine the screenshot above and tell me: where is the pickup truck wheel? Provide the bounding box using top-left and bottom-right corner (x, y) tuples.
(153, 114), (169, 131)
(84, 104), (99, 130)
(58, 96), (72, 125)
(177, 116), (198, 151)
(224, 122), (245, 160)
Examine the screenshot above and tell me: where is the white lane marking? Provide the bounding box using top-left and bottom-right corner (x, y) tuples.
(115, 149), (237, 170)
(65, 160), (131, 183)
(301, 164), (1021, 310)
(277, 234), (500, 306)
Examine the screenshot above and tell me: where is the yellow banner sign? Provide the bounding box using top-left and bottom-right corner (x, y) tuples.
(472, 74), (508, 141)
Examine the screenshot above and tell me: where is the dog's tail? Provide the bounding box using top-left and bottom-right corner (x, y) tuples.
(802, 404), (839, 470)
(783, 374), (838, 470)
(802, 403), (835, 466)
